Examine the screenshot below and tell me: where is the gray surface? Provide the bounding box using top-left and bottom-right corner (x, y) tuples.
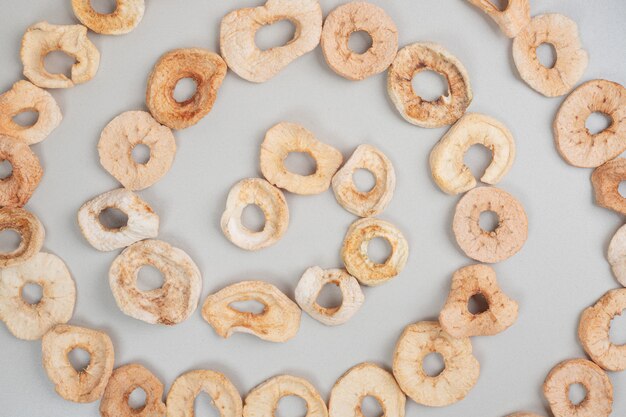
(1, 0), (625, 416)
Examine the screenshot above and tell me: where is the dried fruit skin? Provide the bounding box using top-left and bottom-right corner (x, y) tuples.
(466, 0), (530, 38)
(0, 207), (44, 268)
(388, 42), (472, 128)
(608, 224), (626, 287)
(109, 239), (202, 325)
(260, 122), (343, 195)
(321, 2), (398, 80)
(332, 144), (395, 217)
(146, 48), (227, 130)
(202, 280), (301, 342)
(555, 80), (626, 168)
(453, 186), (528, 263)
(0, 253), (75, 340)
(512, 14), (588, 97)
(543, 358), (612, 417)
(295, 266), (364, 326)
(430, 113), (516, 195)
(100, 363), (166, 417)
(0, 80), (62, 145)
(392, 321), (480, 407)
(591, 158), (626, 215)
(0, 135), (43, 207)
(341, 217), (408, 286)
(221, 178), (289, 251)
(72, 0), (145, 35)
(220, 0), (322, 83)
(77, 188), (159, 251)
(21, 22), (100, 88)
(439, 264), (518, 337)
(578, 289), (626, 371)
(329, 362), (405, 417)
(98, 111), (176, 191)
(41, 324), (115, 403)
(244, 374), (328, 417)
(166, 370), (242, 417)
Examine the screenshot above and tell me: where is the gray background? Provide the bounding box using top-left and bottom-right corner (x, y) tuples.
(1, 0), (625, 416)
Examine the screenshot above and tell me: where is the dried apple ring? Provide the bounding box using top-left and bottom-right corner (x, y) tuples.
(98, 111), (176, 191)
(167, 370), (242, 417)
(512, 14), (588, 97)
(554, 80), (626, 168)
(21, 22), (100, 89)
(109, 239), (202, 325)
(0, 252), (75, 340)
(341, 217), (408, 286)
(220, 0), (322, 83)
(608, 224), (626, 287)
(0, 135), (43, 207)
(387, 42), (472, 128)
(332, 144), (395, 217)
(543, 359), (612, 417)
(0, 80), (62, 145)
(393, 321), (480, 407)
(78, 188), (159, 251)
(439, 264), (518, 337)
(260, 122), (343, 195)
(578, 289), (626, 371)
(430, 113), (516, 195)
(100, 364), (166, 417)
(244, 375), (328, 417)
(221, 178), (289, 251)
(592, 158), (626, 215)
(0, 207), (44, 268)
(201, 280), (301, 342)
(329, 363), (405, 417)
(453, 186), (528, 263)
(71, 0), (145, 35)
(466, 0), (530, 38)
(320, 2), (398, 80)
(295, 266), (364, 326)
(146, 48), (227, 130)
(41, 324), (115, 403)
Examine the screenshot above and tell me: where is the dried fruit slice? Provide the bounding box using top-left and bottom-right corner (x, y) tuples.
(554, 80), (626, 168)
(0, 135), (43, 207)
(592, 158), (626, 215)
(332, 145), (395, 217)
(430, 113), (515, 195)
(20, 22), (100, 88)
(505, 413), (544, 417)
(98, 111), (176, 191)
(71, 0), (145, 35)
(439, 264), (518, 337)
(466, 0), (530, 38)
(244, 374), (327, 417)
(295, 266), (364, 326)
(341, 217), (408, 286)
(202, 280), (301, 342)
(41, 324), (114, 403)
(608, 224), (626, 287)
(393, 321), (479, 407)
(329, 363), (405, 417)
(167, 370), (242, 417)
(0, 80), (62, 145)
(578, 289), (626, 371)
(453, 186), (528, 263)
(78, 188), (159, 251)
(543, 359), (612, 417)
(388, 42), (472, 128)
(109, 239), (202, 325)
(220, 0), (322, 83)
(512, 14), (588, 97)
(0, 207), (44, 268)
(146, 48), (227, 130)
(321, 2), (398, 80)
(221, 178), (289, 251)
(0, 253), (75, 340)
(100, 364), (166, 417)
(260, 122), (343, 195)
